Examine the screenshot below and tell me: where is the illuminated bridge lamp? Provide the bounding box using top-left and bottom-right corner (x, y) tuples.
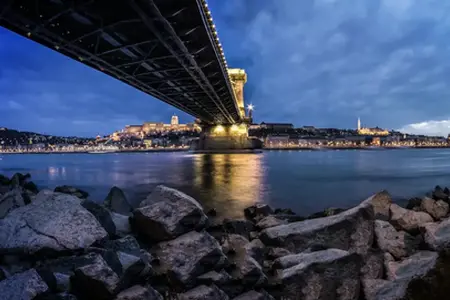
(230, 124), (239, 132)
(247, 104), (254, 118)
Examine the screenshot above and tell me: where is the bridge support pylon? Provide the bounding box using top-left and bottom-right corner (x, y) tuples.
(191, 123), (261, 152)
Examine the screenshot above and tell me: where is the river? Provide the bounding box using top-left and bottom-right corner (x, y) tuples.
(1, 149), (449, 218)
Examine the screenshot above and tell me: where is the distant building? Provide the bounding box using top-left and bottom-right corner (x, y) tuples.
(357, 118), (389, 136)
(260, 122), (294, 131)
(171, 115), (179, 125)
(125, 125), (143, 134)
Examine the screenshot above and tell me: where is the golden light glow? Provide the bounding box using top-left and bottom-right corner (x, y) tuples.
(214, 125), (225, 134)
(247, 104), (254, 111)
(230, 125), (239, 132)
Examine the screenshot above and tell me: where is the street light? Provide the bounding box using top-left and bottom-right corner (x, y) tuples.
(247, 104), (254, 118)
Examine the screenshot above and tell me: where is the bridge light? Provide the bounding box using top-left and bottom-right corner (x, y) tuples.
(27, 32), (31, 37)
(247, 104), (254, 111)
(230, 125), (239, 132)
(214, 125), (225, 134)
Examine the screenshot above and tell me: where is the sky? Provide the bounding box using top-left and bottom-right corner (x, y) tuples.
(2, 0), (450, 137)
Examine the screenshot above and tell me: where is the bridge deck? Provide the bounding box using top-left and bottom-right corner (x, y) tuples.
(0, 0), (241, 124)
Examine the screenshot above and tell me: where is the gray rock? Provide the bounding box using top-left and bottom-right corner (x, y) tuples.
(223, 219), (255, 239)
(272, 249), (362, 300)
(0, 191), (107, 254)
(259, 194), (375, 254)
(178, 284), (229, 300)
(197, 270), (232, 285)
(71, 254), (120, 300)
(104, 186), (132, 216)
(115, 284), (163, 300)
(0, 188), (26, 219)
(362, 279), (408, 300)
(432, 185), (448, 201)
(366, 190), (392, 220)
(229, 254), (266, 288)
(101, 236), (141, 256)
(374, 220), (419, 259)
(420, 218), (450, 250)
(389, 204), (433, 232)
(116, 251), (150, 291)
(267, 247), (292, 259)
(81, 200), (116, 237)
(232, 290), (275, 300)
(244, 204), (273, 220)
(43, 293), (78, 300)
(111, 212), (131, 237)
(54, 185), (88, 199)
(154, 230), (227, 288)
(360, 249), (384, 280)
(139, 185), (203, 209)
(385, 251), (438, 281)
(132, 199), (207, 242)
(54, 272), (71, 292)
(0, 269), (48, 300)
(420, 197), (449, 220)
(363, 251), (440, 300)
(256, 216), (287, 230)
(10, 173), (30, 188)
(222, 234), (264, 264)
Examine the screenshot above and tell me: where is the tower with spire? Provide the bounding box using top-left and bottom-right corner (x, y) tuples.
(357, 117), (361, 131)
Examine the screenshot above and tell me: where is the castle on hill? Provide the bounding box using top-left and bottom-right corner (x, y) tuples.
(357, 118), (389, 136)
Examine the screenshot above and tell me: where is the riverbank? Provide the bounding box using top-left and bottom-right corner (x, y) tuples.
(2, 145), (450, 155)
(1, 173), (450, 299)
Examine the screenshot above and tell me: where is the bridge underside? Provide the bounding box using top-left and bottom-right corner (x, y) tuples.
(0, 0), (242, 124)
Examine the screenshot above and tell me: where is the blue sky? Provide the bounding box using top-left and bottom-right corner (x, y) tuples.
(2, 0), (450, 137)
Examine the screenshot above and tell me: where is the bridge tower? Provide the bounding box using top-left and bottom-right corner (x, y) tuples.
(228, 68), (247, 120)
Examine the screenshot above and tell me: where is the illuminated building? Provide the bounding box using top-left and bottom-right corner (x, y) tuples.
(171, 115), (179, 125)
(357, 117), (389, 136)
(124, 125), (143, 134)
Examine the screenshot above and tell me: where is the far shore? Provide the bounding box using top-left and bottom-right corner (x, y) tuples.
(1, 145), (450, 155)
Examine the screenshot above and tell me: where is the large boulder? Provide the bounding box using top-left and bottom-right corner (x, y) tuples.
(420, 218), (450, 251)
(178, 284), (229, 300)
(0, 191), (108, 254)
(363, 251), (440, 300)
(259, 193), (376, 254)
(115, 284), (163, 300)
(139, 185), (202, 209)
(0, 269), (48, 300)
(420, 197), (449, 220)
(71, 254), (120, 300)
(132, 201), (207, 242)
(385, 251), (438, 281)
(432, 185), (448, 201)
(110, 212), (131, 237)
(104, 186), (132, 216)
(360, 249), (384, 280)
(54, 185), (89, 199)
(223, 219), (255, 239)
(153, 230), (227, 289)
(81, 200), (116, 237)
(0, 188), (26, 219)
(366, 190), (392, 220)
(374, 220), (419, 259)
(271, 249), (362, 299)
(10, 173), (31, 188)
(133, 185), (208, 242)
(389, 204), (433, 233)
(255, 216), (287, 230)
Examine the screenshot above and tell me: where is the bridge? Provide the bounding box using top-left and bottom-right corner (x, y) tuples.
(0, 0), (250, 130)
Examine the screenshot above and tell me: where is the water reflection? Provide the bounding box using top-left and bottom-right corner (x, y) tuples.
(191, 154), (264, 219)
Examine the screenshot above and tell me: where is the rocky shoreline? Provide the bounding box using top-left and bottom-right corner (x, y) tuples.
(1, 173), (450, 299)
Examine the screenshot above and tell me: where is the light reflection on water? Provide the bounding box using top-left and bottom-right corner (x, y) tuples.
(1, 149), (450, 217)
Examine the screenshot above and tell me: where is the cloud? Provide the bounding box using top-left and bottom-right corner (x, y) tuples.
(397, 120), (450, 137)
(210, 0), (450, 129)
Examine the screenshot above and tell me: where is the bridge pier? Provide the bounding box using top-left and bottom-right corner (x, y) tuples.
(191, 124), (261, 152)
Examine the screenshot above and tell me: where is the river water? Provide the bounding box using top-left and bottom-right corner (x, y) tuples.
(1, 149), (450, 218)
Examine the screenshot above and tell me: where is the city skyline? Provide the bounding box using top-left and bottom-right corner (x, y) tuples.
(2, 0), (450, 136)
